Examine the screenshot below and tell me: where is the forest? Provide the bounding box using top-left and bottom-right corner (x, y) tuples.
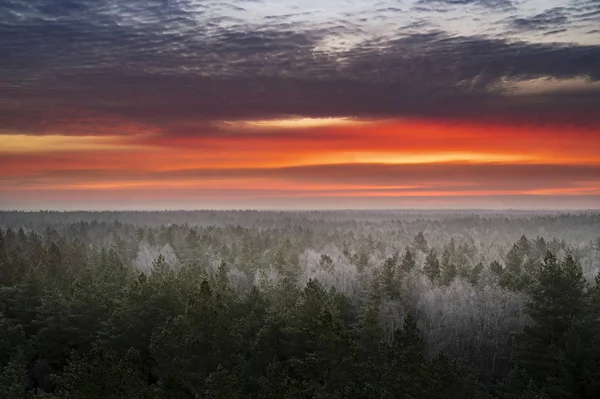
(0, 210), (599, 398)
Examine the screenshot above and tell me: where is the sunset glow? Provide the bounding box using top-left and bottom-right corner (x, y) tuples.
(1, 116), (599, 210)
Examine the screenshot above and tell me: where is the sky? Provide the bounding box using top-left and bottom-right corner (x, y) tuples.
(1, 0), (600, 210)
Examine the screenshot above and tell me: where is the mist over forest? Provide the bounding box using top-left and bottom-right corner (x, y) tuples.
(1, 210), (599, 398)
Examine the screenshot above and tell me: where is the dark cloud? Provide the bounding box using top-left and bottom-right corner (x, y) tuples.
(1, 0), (599, 136)
(509, 7), (569, 32)
(544, 28), (568, 36)
(415, 0), (514, 11)
(572, 0), (600, 19)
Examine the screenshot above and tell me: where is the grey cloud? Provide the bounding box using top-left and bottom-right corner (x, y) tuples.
(509, 7), (570, 32)
(415, 0), (514, 11)
(544, 28), (568, 36)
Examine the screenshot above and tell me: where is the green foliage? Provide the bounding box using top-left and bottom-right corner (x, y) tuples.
(0, 315), (28, 367)
(515, 251), (593, 395)
(499, 238), (536, 291)
(51, 348), (154, 399)
(0, 362), (35, 399)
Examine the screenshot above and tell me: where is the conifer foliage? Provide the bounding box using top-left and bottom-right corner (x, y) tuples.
(0, 211), (599, 397)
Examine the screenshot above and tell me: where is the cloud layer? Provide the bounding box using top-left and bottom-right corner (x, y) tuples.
(1, 0), (600, 135)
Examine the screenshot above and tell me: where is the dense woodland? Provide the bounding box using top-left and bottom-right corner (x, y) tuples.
(0, 210), (600, 398)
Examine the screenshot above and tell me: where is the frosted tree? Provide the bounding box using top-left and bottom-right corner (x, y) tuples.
(133, 243), (180, 274)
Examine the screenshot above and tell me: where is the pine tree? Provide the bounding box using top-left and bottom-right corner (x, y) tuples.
(45, 242), (62, 277)
(0, 362), (34, 399)
(354, 247), (370, 273)
(533, 237), (548, 260)
(412, 232), (428, 253)
(423, 249), (441, 282)
(440, 246), (457, 286)
(500, 243), (525, 291)
(490, 260), (503, 277)
(497, 366), (547, 398)
(380, 253), (400, 300)
(319, 254), (334, 272)
(400, 248), (416, 274)
(356, 303), (385, 360)
(468, 262), (484, 286)
(0, 230), (14, 285)
(516, 235), (531, 258)
(52, 348), (154, 399)
(380, 312), (430, 398)
(0, 316), (28, 373)
(578, 273), (600, 396)
(548, 272), (600, 398)
(517, 251), (587, 386)
(203, 364), (244, 398)
(181, 229), (202, 267)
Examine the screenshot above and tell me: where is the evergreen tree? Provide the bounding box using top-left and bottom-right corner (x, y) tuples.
(0, 230), (17, 286)
(0, 230), (9, 285)
(497, 366), (547, 399)
(516, 235), (531, 258)
(517, 251), (587, 386)
(412, 232), (428, 253)
(319, 254), (334, 272)
(490, 260), (503, 278)
(354, 247), (370, 273)
(203, 365), (244, 398)
(45, 242), (62, 278)
(440, 246), (457, 285)
(423, 249), (441, 282)
(500, 243), (524, 290)
(0, 362), (35, 399)
(546, 272), (600, 398)
(380, 313), (431, 398)
(0, 315), (28, 368)
(181, 229), (204, 268)
(380, 252), (400, 299)
(500, 237), (538, 291)
(52, 348), (154, 399)
(468, 262), (484, 286)
(400, 248), (416, 274)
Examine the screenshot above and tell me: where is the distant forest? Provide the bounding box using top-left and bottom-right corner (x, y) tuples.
(1, 210), (599, 398)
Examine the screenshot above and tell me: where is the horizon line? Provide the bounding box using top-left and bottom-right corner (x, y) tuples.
(2, 208), (600, 213)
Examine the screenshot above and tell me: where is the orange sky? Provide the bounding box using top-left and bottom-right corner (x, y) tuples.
(1, 117), (599, 210)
